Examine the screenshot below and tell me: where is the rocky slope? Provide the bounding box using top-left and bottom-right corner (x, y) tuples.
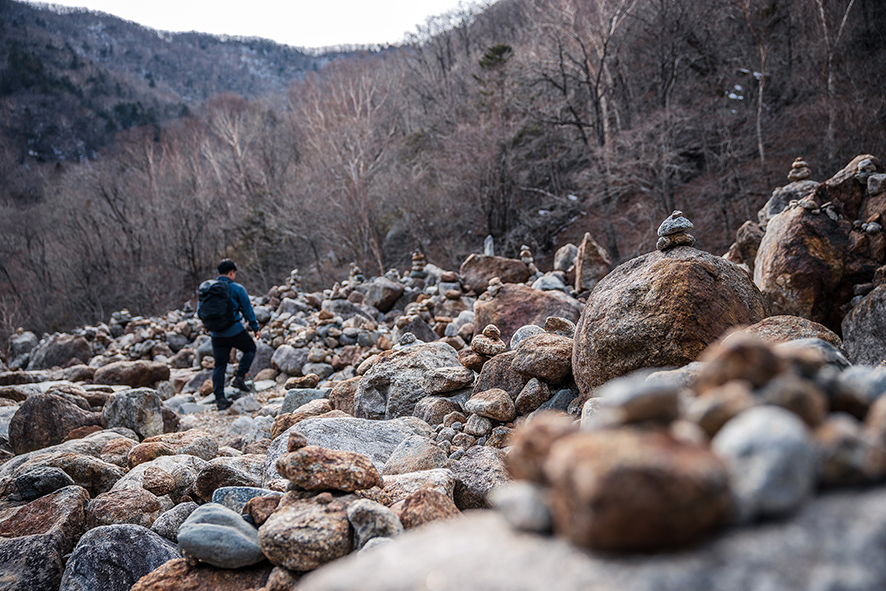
(4, 155), (886, 590)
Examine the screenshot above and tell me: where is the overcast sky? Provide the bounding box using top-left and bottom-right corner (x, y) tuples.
(35, 0), (475, 48)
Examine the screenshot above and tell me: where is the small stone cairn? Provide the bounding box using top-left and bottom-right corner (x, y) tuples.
(656, 210), (696, 251)
(787, 157), (812, 182)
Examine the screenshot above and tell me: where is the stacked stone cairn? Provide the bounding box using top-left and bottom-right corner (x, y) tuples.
(656, 210), (696, 251)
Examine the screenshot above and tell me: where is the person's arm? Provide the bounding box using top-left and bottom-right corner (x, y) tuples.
(234, 284), (260, 334)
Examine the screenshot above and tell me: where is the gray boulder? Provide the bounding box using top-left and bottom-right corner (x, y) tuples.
(354, 341), (461, 419)
(177, 503), (266, 568)
(101, 388), (164, 440)
(150, 501), (198, 543)
(7, 331), (38, 370)
(27, 334), (92, 370)
(272, 345), (309, 375)
(264, 416), (432, 482)
(712, 406), (817, 522)
(59, 524), (178, 591)
(297, 490), (886, 591)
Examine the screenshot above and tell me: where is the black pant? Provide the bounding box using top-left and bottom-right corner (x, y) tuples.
(211, 329), (256, 401)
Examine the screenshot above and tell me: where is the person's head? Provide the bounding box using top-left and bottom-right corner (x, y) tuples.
(218, 259), (237, 278)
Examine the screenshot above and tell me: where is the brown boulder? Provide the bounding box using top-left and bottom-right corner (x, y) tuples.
(8, 393), (102, 455)
(574, 232), (612, 292)
(459, 254), (530, 291)
(724, 221), (765, 274)
(258, 493), (354, 571)
(276, 446), (383, 492)
(739, 315), (843, 349)
(473, 284), (583, 347)
(754, 156), (884, 334)
(93, 360), (171, 388)
(472, 350), (526, 400)
(573, 246), (769, 395)
(86, 487), (163, 528)
(129, 558), (274, 591)
(396, 488), (461, 529)
(544, 428), (733, 551)
(510, 333), (573, 384)
(329, 376), (360, 415)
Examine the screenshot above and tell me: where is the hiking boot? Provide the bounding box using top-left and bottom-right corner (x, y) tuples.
(216, 398), (233, 411)
(231, 376), (250, 392)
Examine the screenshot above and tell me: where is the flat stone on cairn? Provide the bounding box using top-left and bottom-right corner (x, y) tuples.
(788, 157), (812, 182)
(656, 210), (696, 251)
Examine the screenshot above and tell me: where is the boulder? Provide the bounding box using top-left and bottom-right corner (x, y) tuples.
(465, 389), (516, 422)
(27, 334), (92, 370)
(192, 456), (265, 502)
(102, 388), (164, 440)
(396, 488), (461, 529)
(573, 246), (769, 394)
(10, 465), (76, 500)
(8, 393), (102, 454)
(737, 315), (844, 349)
(140, 430), (219, 461)
(842, 285), (886, 364)
(272, 345), (309, 376)
(724, 221), (765, 273)
(574, 232), (612, 292)
(382, 436), (448, 476)
(128, 558), (273, 591)
(346, 498), (404, 549)
(177, 503), (266, 568)
(472, 351), (526, 400)
(382, 468), (456, 504)
(112, 455), (207, 503)
(354, 341), (461, 419)
(553, 243), (578, 272)
(362, 277), (406, 313)
(459, 254), (529, 290)
(754, 156), (884, 333)
(86, 488), (164, 529)
(473, 284), (583, 347)
(59, 525), (179, 591)
(0, 485), (89, 591)
(449, 446), (510, 510)
(258, 494), (354, 571)
(150, 501), (198, 543)
(7, 331), (38, 370)
(264, 416), (432, 482)
(295, 490), (886, 591)
(545, 428), (732, 551)
(276, 446), (382, 492)
(712, 406), (817, 522)
(510, 333), (573, 384)
(0, 493), (89, 590)
(93, 361), (170, 388)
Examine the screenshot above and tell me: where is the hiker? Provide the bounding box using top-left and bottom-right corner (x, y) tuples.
(197, 259), (261, 411)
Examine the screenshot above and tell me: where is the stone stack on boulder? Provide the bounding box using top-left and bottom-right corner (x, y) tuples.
(573, 212), (770, 396)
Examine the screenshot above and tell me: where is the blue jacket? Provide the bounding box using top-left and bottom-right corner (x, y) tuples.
(207, 276), (260, 338)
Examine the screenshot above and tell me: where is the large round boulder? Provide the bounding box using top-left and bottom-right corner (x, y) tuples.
(573, 246), (769, 395)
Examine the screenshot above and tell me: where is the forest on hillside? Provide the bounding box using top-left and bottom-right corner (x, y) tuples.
(1, 0), (885, 352)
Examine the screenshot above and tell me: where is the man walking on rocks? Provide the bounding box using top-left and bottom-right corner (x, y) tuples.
(198, 259), (261, 411)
